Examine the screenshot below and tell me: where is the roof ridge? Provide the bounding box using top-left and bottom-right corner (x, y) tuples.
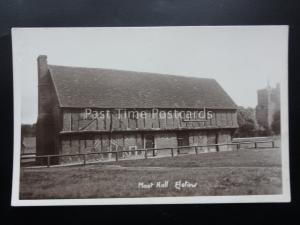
(48, 64), (214, 81)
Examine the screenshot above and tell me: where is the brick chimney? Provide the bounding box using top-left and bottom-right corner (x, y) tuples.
(36, 55), (55, 163)
(37, 55), (50, 114)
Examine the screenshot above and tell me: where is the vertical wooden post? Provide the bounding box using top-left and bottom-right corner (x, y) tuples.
(115, 151), (118, 162)
(83, 154), (86, 165)
(237, 143), (240, 150)
(254, 142), (257, 148)
(152, 149), (155, 157)
(272, 141), (275, 148)
(216, 144), (219, 152)
(145, 149), (148, 159)
(47, 156), (50, 167)
(171, 148), (174, 157)
(195, 146), (198, 155)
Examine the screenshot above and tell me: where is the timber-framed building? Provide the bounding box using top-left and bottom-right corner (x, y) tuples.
(36, 55), (238, 164)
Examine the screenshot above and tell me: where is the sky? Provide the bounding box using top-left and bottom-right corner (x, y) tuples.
(12, 26), (288, 124)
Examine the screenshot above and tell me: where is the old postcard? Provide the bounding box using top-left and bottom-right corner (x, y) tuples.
(11, 26), (290, 206)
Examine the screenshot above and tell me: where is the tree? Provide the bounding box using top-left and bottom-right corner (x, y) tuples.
(21, 123), (36, 137)
(271, 110), (280, 135)
(234, 106), (257, 137)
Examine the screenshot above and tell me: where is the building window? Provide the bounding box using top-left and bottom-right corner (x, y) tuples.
(177, 133), (189, 147)
(144, 134), (155, 149)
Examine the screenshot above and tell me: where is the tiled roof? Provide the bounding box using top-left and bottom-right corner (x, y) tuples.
(49, 65), (237, 109)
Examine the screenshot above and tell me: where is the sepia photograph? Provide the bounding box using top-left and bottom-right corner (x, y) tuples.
(11, 26), (290, 205)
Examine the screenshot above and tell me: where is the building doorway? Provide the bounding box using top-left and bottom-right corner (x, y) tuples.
(207, 131), (218, 152)
(177, 132), (189, 154)
(144, 134), (156, 156)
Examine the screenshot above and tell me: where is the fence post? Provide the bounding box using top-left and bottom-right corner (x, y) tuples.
(254, 142), (257, 148)
(153, 149), (155, 157)
(47, 156), (50, 167)
(237, 143), (240, 150)
(83, 154), (86, 165)
(171, 148), (174, 157)
(115, 152), (118, 162)
(145, 149), (148, 159)
(272, 141), (275, 148)
(216, 144), (219, 152)
(195, 146), (198, 155)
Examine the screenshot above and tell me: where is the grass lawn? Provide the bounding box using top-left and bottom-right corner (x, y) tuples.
(20, 148), (282, 199)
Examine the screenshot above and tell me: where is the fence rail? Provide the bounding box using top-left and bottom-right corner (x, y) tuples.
(20, 140), (278, 168)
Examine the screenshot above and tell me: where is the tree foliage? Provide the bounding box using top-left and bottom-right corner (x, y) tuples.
(271, 110), (280, 135)
(235, 106), (280, 137)
(234, 106), (257, 137)
(21, 123), (36, 137)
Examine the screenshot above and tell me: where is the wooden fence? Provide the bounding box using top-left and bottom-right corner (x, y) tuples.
(20, 140), (278, 168)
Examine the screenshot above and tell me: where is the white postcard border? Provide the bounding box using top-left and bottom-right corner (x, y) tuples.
(11, 26), (291, 206)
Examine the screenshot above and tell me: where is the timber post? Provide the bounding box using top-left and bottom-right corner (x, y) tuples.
(195, 146), (198, 155)
(83, 154), (86, 165)
(47, 156), (50, 167)
(115, 151), (118, 162)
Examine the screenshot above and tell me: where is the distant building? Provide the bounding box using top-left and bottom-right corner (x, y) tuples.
(255, 83), (280, 129)
(36, 55), (238, 164)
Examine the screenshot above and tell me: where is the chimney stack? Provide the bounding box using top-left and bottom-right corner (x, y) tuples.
(36, 55), (55, 162)
(37, 55), (48, 80)
(37, 55), (51, 115)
